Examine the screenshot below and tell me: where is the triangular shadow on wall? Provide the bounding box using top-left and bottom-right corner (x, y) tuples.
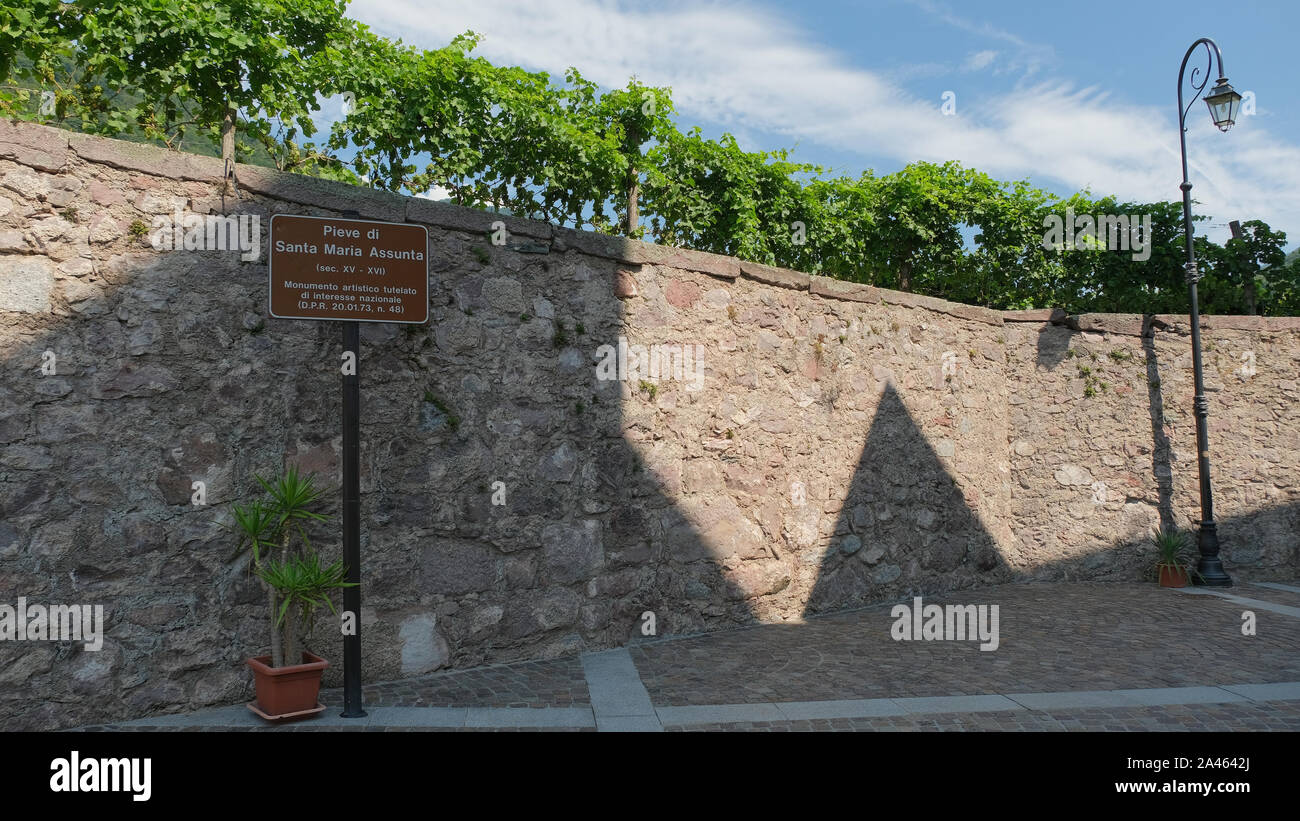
(803, 382), (1008, 616)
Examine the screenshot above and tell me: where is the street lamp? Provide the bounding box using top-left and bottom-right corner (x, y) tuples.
(1204, 78), (1244, 132)
(1176, 38), (1240, 587)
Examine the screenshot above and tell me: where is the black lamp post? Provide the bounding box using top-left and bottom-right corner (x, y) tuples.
(1176, 38), (1241, 587)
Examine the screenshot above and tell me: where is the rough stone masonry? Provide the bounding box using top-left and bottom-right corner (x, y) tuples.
(0, 120), (1297, 730)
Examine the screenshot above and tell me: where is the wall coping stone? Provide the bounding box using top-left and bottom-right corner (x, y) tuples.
(810, 275), (879, 304)
(550, 226), (740, 278)
(0, 118), (70, 172)
(67, 130), (223, 181)
(628, 242), (741, 279)
(1199, 314), (1300, 332)
(1003, 308), (1067, 323)
(236, 163), (408, 223)
(740, 260), (811, 291)
(7, 118), (1297, 329)
(878, 287), (1003, 325)
(414, 195), (552, 241)
(1065, 313), (1146, 337)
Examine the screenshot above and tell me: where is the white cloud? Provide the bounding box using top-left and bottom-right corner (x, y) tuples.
(347, 0), (1300, 246)
(963, 50), (998, 72)
(415, 186), (452, 201)
(905, 0), (1054, 77)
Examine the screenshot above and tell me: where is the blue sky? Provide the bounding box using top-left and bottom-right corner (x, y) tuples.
(343, 0), (1299, 251)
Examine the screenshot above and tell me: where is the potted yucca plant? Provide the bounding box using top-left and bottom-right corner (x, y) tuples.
(228, 467), (354, 720)
(1151, 527), (1198, 588)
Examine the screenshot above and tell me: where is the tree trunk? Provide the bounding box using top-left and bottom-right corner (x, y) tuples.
(269, 532), (292, 667)
(283, 600), (299, 668)
(624, 125), (642, 236)
(220, 102), (236, 195)
(895, 237), (919, 292)
(625, 163), (639, 236)
(1245, 275), (1257, 315)
(267, 586), (284, 668)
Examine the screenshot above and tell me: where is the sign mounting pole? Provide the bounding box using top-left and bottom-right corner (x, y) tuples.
(267, 212), (429, 721)
(340, 318), (364, 718)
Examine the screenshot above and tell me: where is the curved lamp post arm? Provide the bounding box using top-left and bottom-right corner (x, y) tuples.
(1174, 36), (1234, 588)
(1176, 38), (1225, 188)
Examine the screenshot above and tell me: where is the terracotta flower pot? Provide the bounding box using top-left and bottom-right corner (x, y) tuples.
(1158, 564), (1190, 588)
(246, 651), (329, 719)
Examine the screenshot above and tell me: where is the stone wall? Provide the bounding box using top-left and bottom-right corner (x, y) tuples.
(1, 121), (1297, 730)
(1005, 312), (1300, 578)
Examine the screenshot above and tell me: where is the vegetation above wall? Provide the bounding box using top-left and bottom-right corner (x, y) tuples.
(2, 0), (1296, 315)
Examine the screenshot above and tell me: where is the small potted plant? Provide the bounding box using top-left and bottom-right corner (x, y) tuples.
(228, 467), (354, 720)
(1151, 527), (1197, 588)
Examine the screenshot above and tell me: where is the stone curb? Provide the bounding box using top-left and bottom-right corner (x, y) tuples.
(79, 680), (1300, 731)
(1173, 587), (1300, 619)
(653, 682), (1300, 727)
(98, 705), (596, 730)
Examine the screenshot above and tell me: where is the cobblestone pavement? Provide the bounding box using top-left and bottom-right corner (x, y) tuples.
(629, 582), (1300, 705)
(1237, 583), (1300, 609)
(665, 700), (1300, 731)
(318, 656), (590, 708)
(72, 580), (1300, 732)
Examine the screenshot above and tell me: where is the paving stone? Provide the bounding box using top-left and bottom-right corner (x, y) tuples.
(893, 694), (1022, 714)
(1175, 587), (1300, 619)
(318, 655), (590, 709)
(67, 581), (1300, 733)
(594, 716), (665, 732)
(662, 701), (1300, 732)
(581, 648), (656, 718)
(629, 582), (1300, 705)
(774, 699), (904, 720)
(1220, 682), (1300, 701)
(656, 703), (786, 725)
(464, 707), (593, 728)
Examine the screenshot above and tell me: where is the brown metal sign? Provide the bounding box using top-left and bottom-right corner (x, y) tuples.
(268, 214), (429, 323)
